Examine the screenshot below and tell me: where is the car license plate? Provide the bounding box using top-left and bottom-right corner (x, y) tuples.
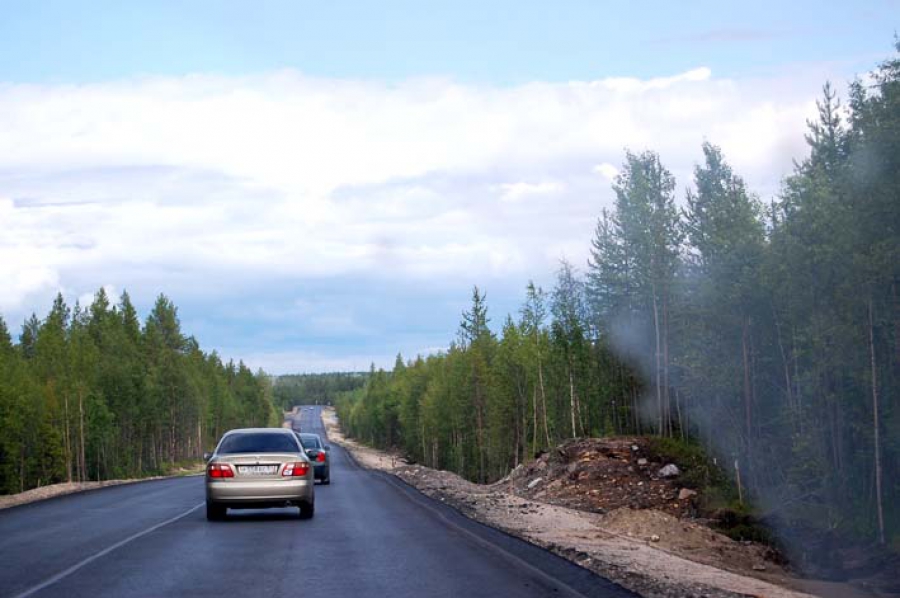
(237, 465), (278, 475)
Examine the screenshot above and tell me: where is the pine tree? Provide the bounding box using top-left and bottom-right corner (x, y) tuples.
(682, 142), (765, 471)
(19, 314), (40, 360)
(0, 316), (12, 354)
(459, 286), (492, 346)
(551, 260), (589, 438)
(520, 282), (551, 448)
(611, 150), (682, 435)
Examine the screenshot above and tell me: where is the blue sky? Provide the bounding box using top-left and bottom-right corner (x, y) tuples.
(1, 1), (897, 373)
(2, 1), (892, 83)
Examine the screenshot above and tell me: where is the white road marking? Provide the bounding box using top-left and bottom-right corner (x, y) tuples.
(12, 502), (205, 598)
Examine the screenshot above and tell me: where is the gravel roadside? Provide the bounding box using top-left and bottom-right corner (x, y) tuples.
(0, 466), (204, 511)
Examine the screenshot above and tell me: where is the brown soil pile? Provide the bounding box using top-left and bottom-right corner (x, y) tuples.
(502, 437), (694, 518)
(599, 507), (783, 576)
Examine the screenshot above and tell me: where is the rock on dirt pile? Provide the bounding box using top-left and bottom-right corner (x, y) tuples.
(500, 437), (696, 518)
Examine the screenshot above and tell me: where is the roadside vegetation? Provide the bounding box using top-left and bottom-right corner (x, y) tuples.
(0, 292), (278, 495)
(338, 44), (900, 564)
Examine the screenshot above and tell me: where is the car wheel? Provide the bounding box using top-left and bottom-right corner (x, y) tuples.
(322, 476), (330, 485)
(206, 501), (226, 521)
(298, 500), (315, 519)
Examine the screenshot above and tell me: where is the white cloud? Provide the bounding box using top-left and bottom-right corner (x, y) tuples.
(495, 181), (564, 203)
(598, 67), (712, 93)
(592, 163), (619, 182)
(0, 66), (829, 361)
(0, 197), (60, 312)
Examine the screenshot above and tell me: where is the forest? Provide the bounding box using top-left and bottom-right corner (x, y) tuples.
(337, 46), (900, 552)
(0, 291), (278, 494)
(273, 372), (367, 410)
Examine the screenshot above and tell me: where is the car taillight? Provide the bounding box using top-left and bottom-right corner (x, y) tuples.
(282, 462), (310, 477)
(315, 452), (326, 463)
(207, 463), (234, 478)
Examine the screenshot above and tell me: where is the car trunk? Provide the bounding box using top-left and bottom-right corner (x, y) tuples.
(215, 453), (307, 481)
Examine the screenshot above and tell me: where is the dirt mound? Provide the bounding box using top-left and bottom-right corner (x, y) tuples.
(494, 437), (805, 583)
(501, 437), (695, 518)
(600, 507), (784, 575)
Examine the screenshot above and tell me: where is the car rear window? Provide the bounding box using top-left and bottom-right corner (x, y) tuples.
(299, 435), (321, 449)
(217, 432), (300, 454)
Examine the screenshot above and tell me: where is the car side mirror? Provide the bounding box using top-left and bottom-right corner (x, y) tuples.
(203, 452), (212, 461)
(324, 445), (331, 451)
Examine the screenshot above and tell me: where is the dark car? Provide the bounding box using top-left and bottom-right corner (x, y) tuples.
(296, 432), (330, 484)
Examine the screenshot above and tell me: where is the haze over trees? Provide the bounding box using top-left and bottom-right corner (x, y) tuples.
(0, 291), (277, 494)
(338, 45), (900, 551)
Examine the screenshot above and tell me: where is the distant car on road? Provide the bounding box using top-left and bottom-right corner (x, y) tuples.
(204, 428), (315, 520)
(296, 432), (330, 484)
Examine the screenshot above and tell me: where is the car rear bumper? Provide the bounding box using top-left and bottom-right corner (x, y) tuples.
(206, 478), (313, 504)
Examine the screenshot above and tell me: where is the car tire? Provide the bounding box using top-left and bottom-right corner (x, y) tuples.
(206, 501), (226, 521)
(322, 476), (330, 485)
(298, 500), (315, 519)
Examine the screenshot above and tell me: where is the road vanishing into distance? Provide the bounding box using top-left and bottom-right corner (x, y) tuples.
(0, 406), (636, 598)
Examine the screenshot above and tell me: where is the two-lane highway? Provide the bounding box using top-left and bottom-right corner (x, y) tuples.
(0, 406), (635, 598)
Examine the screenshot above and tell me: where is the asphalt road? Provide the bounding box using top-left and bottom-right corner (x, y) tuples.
(0, 406), (636, 598)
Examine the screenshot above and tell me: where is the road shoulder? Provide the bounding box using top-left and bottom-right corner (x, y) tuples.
(0, 467), (204, 511)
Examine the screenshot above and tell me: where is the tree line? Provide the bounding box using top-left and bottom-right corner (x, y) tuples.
(338, 45), (900, 548)
(0, 291), (278, 494)
(274, 372), (367, 410)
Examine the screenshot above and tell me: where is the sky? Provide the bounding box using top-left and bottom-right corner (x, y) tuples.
(1, 1), (897, 373)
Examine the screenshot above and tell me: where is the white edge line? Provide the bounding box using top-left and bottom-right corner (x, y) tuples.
(12, 502), (205, 598)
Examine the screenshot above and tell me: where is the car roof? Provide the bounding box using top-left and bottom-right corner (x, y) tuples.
(298, 432), (320, 438)
(222, 428), (294, 436)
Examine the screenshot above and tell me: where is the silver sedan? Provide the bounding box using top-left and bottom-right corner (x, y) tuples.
(205, 428), (315, 520)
